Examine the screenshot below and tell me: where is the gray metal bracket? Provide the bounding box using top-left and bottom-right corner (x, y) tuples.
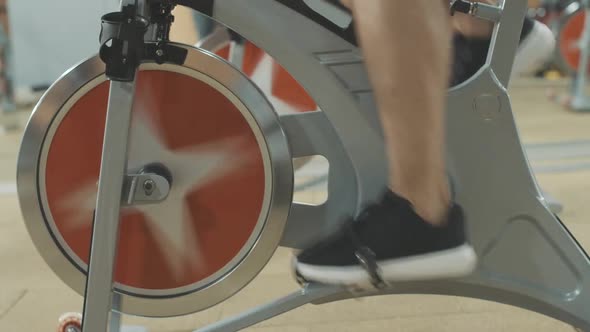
(121, 173), (170, 206)
(49, 0), (590, 331)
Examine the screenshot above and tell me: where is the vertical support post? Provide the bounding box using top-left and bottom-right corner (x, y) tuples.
(109, 294), (123, 332)
(81, 79), (137, 332)
(488, 0), (527, 88)
(81, 0), (148, 329)
(572, 0), (590, 111)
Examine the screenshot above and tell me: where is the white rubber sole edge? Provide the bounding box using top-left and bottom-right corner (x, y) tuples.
(296, 243), (478, 287)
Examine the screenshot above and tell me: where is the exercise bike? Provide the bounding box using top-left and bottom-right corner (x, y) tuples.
(536, 0), (590, 111)
(15, 0), (590, 331)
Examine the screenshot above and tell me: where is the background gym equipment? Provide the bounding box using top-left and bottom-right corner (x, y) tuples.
(542, 0), (590, 111)
(526, 0), (577, 74)
(554, 0), (589, 75)
(15, 0), (590, 331)
(566, 0), (590, 111)
(0, 0), (16, 131)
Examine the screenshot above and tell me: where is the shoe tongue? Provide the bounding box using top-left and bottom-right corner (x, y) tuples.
(359, 190), (415, 221)
(382, 190), (414, 209)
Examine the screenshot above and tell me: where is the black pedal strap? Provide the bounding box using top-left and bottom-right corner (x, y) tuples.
(344, 221), (388, 289)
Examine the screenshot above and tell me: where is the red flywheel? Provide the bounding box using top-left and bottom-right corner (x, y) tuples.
(18, 45), (293, 317)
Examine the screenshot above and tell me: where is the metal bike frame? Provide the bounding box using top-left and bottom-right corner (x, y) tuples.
(81, 1), (146, 331)
(57, 0), (590, 330)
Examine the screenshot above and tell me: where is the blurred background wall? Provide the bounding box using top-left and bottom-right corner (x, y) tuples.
(7, 0), (120, 96)
(6, 0), (196, 101)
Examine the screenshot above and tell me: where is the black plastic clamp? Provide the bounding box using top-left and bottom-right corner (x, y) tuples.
(99, 5), (149, 81)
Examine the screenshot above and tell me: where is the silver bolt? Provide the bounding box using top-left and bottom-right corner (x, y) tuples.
(122, 57), (127, 64)
(143, 179), (155, 196)
(127, 18), (133, 23)
(156, 49), (164, 57)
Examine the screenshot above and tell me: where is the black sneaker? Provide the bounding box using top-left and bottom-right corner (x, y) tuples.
(293, 191), (477, 289)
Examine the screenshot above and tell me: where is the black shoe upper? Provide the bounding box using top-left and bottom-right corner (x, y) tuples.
(297, 191), (468, 267)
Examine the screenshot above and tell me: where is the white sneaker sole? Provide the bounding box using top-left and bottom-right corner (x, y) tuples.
(296, 244), (478, 288)
(512, 21), (556, 78)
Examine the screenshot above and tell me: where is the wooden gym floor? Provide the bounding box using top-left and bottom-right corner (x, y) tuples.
(1, 78), (590, 331)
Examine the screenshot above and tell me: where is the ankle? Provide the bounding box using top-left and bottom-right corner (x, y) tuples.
(390, 180), (451, 226)
(412, 196), (451, 226)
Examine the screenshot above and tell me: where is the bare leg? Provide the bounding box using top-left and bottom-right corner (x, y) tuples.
(294, 0), (478, 285)
(452, 0), (495, 38)
(340, 0), (452, 225)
